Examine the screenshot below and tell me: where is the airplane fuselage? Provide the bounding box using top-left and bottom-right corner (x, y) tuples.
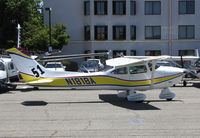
(21, 65), (185, 91)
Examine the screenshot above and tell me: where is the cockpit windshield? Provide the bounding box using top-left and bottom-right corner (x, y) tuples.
(148, 61), (173, 71)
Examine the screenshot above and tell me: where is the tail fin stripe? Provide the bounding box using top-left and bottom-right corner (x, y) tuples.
(16, 47), (31, 57)
(7, 51), (32, 60)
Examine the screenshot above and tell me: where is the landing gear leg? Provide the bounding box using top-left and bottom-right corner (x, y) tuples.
(183, 80), (187, 87)
(159, 88), (175, 101)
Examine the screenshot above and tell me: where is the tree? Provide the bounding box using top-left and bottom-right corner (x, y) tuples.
(52, 23), (70, 50)
(0, 0), (70, 52)
(0, 0), (42, 49)
(22, 23), (70, 51)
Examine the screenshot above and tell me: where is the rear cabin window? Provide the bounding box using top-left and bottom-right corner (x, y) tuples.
(112, 67), (128, 74)
(0, 62), (5, 71)
(129, 65), (147, 74)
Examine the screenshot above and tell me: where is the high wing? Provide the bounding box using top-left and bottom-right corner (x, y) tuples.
(170, 56), (200, 61)
(39, 52), (109, 62)
(106, 55), (170, 67)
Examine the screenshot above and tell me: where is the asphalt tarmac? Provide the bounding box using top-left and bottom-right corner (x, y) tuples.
(0, 83), (200, 137)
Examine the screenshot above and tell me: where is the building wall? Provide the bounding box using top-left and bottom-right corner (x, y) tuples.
(43, 0), (200, 57)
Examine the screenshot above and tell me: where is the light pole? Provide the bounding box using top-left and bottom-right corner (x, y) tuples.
(168, 0), (172, 55)
(17, 24), (21, 48)
(45, 7), (52, 53)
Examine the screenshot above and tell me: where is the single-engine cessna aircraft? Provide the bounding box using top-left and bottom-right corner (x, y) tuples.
(7, 47), (188, 102)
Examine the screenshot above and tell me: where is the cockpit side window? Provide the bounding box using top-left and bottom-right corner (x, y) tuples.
(0, 62), (5, 71)
(129, 65), (147, 74)
(112, 67), (128, 74)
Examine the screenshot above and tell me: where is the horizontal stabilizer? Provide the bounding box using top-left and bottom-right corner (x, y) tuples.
(39, 52), (109, 62)
(27, 79), (53, 84)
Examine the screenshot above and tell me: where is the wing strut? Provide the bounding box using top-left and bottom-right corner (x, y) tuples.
(151, 61), (156, 87)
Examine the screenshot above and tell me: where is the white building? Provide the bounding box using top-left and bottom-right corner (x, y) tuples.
(43, 0), (200, 58)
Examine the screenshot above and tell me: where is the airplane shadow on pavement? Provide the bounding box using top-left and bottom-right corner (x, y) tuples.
(21, 94), (162, 110)
(99, 94), (160, 110)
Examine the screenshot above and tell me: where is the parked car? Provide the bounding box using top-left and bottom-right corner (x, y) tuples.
(45, 62), (65, 71)
(78, 59), (104, 72)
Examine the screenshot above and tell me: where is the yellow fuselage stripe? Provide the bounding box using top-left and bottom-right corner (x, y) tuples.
(20, 73), (183, 87)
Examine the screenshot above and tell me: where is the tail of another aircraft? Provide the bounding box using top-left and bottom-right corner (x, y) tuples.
(195, 49), (199, 57)
(6, 47), (65, 83)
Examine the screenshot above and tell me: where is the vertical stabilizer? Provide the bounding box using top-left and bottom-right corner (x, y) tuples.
(7, 47), (67, 83)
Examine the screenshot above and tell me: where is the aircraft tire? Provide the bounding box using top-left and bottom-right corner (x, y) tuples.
(135, 100), (144, 103)
(167, 98), (172, 101)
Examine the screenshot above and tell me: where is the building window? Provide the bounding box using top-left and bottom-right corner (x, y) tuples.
(113, 1), (126, 15)
(95, 26), (108, 40)
(113, 26), (126, 40)
(179, 50), (195, 56)
(130, 25), (136, 40)
(94, 1), (107, 15)
(113, 50), (126, 58)
(145, 26), (161, 39)
(84, 26), (90, 40)
(130, 50), (136, 56)
(178, 25), (195, 39)
(145, 1), (161, 15)
(145, 50), (161, 56)
(130, 1), (136, 15)
(84, 1), (90, 15)
(179, 0), (195, 14)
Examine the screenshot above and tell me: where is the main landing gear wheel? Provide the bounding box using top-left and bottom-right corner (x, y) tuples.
(117, 91), (128, 99)
(127, 89), (146, 102)
(167, 98), (173, 101)
(117, 90), (146, 102)
(159, 88), (175, 101)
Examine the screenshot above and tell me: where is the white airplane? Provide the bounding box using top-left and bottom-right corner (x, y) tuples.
(7, 47), (188, 102)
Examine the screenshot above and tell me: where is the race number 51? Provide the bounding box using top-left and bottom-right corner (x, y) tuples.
(31, 65), (45, 77)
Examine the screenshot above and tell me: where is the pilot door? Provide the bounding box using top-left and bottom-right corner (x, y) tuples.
(128, 64), (152, 87)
